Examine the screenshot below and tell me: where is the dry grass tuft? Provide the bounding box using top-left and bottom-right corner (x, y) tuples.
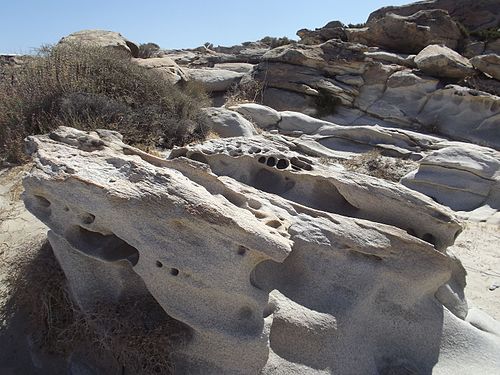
(224, 79), (265, 106)
(321, 149), (418, 182)
(1, 239), (190, 374)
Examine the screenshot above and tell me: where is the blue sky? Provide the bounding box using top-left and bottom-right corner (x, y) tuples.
(2, 0), (410, 54)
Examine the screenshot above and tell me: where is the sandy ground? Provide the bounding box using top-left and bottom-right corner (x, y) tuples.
(450, 222), (500, 320)
(0, 166), (51, 375)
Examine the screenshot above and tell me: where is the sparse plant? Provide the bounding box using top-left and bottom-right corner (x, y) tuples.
(259, 36), (296, 48)
(138, 42), (161, 58)
(320, 149), (418, 182)
(347, 23), (366, 28)
(224, 79), (265, 106)
(0, 43), (210, 165)
(315, 88), (342, 117)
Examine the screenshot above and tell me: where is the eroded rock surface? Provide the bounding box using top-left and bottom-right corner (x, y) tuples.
(22, 127), (500, 374)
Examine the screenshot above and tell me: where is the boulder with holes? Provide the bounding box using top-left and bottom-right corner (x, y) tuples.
(22, 126), (500, 374)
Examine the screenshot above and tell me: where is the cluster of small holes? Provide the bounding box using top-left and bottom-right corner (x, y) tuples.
(290, 157), (313, 171)
(156, 260), (179, 276)
(257, 155), (290, 170)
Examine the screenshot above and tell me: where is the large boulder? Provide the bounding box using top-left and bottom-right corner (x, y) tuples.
(185, 68), (244, 92)
(414, 44), (474, 79)
(201, 107), (257, 137)
(347, 9), (463, 54)
(471, 54), (500, 81)
(21, 127), (500, 374)
(132, 56), (187, 84)
(228, 103), (281, 129)
(58, 30), (139, 57)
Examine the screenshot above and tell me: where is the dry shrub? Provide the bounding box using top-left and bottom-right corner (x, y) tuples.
(322, 149), (418, 182)
(1, 239), (190, 374)
(225, 79), (265, 106)
(0, 43), (210, 165)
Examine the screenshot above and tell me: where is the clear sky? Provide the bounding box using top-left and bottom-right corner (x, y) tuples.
(1, 0), (411, 54)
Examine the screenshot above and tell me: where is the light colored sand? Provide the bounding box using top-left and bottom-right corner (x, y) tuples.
(450, 222), (500, 320)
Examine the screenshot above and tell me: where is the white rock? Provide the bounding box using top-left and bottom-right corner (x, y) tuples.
(471, 54), (500, 80)
(132, 56), (187, 84)
(229, 103), (281, 129)
(21, 127), (500, 374)
(414, 44), (474, 79)
(186, 68), (244, 92)
(202, 107), (257, 137)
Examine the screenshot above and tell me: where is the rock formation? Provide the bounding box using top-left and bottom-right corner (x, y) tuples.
(58, 30), (139, 57)
(22, 126), (500, 374)
(5, 0), (500, 373)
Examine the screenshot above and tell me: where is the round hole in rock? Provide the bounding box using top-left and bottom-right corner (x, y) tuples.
(156, 261), (163, 268)
(63, 206), (70, 212)
(170, 268), (179, 276)
(247, 199), (262, 209)
(81, 213), (95, 225)
(266, 157), (277, 167)
(237, 246), (247, 256)
(276, 159), (289, 169)
(254, 211), (267, 219)
(258, 156), (266, 164)
(239, 306), (253, 320)
(34, 195), (51, 208)
(266, 220), (281, 229)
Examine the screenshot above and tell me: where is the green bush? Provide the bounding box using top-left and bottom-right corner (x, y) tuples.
(0, 43), (209, 165)
(471, 27), (500, 41)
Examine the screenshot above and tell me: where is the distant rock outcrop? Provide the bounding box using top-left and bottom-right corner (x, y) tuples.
(367, 0), (500, 32)
(347, 9), (463, 54)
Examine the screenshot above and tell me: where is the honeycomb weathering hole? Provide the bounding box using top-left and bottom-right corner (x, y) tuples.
(64, 226), (140, 266)
(34, 195), (51, 208)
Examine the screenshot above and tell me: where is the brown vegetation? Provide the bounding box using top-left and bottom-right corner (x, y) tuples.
(0, 43), (210, 165)
(1, 239), (190, 374)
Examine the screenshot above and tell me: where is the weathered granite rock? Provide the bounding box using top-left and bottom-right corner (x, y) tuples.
(229, 103), (281, 129)
(364, 51), (417, 68)
(402, 144), (500, 221)
(296, 20), (347, 45)
(347, 10), (462, 54)
(368, 0), (500, 33)
(416, 85), (500, 149)
(132, 56), (187, 84)
(202, 107), (257, 137)
(471, 54), (500, 81)
(58, 30), (139, 57)
(214, 62), (255, 74)
(22, 127), (500, 374)
(414, 45), (474, 79)
(186, 68), (244, 92)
